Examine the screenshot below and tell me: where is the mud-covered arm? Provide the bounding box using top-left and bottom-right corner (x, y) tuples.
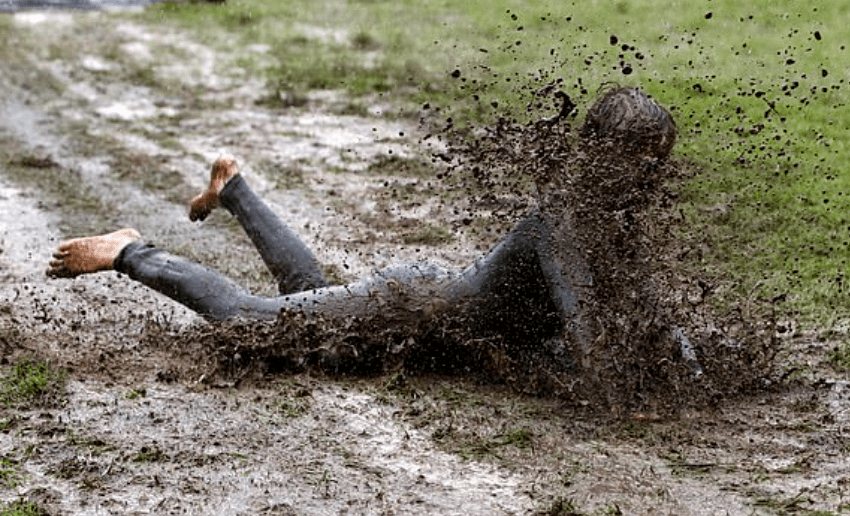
(532, 209), (704, 375)
(531, 212), (596, 355)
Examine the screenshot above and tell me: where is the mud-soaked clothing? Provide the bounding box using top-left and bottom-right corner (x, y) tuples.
(114, 175), (597, 358)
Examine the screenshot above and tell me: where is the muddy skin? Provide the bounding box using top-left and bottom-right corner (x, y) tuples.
(0, 10), (848, 516)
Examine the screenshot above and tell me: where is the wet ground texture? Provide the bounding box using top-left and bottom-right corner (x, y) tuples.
(0, 8), (848, 516)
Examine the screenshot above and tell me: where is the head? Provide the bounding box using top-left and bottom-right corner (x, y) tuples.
(579, 87), (676, 162)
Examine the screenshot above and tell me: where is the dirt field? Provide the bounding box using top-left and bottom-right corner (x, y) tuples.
(0, 9), (848, 516)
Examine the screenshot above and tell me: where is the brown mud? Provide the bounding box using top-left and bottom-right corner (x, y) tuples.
(0, 9), (848, 516)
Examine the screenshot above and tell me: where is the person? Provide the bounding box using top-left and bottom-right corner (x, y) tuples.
(46, 87), (694, 377)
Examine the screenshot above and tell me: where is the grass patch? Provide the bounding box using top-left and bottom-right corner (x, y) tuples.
(0, 457), (21, 488)
(401, 223), (453, 246)
(0, 358), (67, 409)
(255, 159), (308, 189)
(753, 493), (842, 516)
(828, 341), (850, 371)
(366, 155), (439, 178)
(433, 425), (535, 461)
(272, 379), (313, 418)
(534, 497), (623, 516)
(131, 445), (167, 463)
(67, 432), (115, 456)
(0, 500), (48, 516)
(125, 388), (147, 400)
(108, 150), (194, 204)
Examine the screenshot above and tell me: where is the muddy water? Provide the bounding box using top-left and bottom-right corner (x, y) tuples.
(0, 182), (57, 281)
(0, 8), (848, 516)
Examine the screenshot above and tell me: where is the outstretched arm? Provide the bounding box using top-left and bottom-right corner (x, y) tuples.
(531, 211), (596, 356)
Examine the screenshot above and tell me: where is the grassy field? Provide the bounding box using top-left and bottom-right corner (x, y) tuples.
(137, 0), (849, 331)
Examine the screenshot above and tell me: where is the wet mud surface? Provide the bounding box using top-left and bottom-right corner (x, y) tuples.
(0, 9), (848, 515)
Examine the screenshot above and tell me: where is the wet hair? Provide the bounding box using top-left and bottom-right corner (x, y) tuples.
(579, 87), (676, 161)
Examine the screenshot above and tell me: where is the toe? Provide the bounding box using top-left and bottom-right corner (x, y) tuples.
(46, 264), (69, 278)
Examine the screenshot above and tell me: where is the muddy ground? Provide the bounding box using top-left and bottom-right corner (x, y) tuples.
(0, 9), (848, 516)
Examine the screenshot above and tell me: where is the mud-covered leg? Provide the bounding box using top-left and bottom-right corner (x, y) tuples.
(189, 157), (327, 294)
(454, 214), (570, 367)
(530, 211), (596, 355)
(219, 176), (327, 295)
(115, 242), (283, 320)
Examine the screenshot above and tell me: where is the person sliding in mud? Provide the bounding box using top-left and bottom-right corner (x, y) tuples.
(46, 87), (697, 380)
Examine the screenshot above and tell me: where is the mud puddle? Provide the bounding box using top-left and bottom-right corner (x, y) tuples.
(0, 8), (848, 516)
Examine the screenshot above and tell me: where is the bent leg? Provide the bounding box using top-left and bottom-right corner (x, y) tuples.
(218, 175), (327, 294)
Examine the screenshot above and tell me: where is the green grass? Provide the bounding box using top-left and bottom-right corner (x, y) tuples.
(828, 341), (850, 371)
(0, 358), (67, 409)
(0, 458), (20, 489)
(125, 388), (147, 400)
(366, 155), (440, 178)
(132, 445), (167, 463)
(134, 0), (847, 328)
(0, 500), (48, 516)
(107, 149), (194, 204)
(401, 223), (454, 246)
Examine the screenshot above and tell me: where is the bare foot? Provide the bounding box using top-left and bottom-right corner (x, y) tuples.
(189, 157), (240, 221)
(47, 228), (141, 278)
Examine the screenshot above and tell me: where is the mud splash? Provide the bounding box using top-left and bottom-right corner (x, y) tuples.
(421, 85), (779, 414)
